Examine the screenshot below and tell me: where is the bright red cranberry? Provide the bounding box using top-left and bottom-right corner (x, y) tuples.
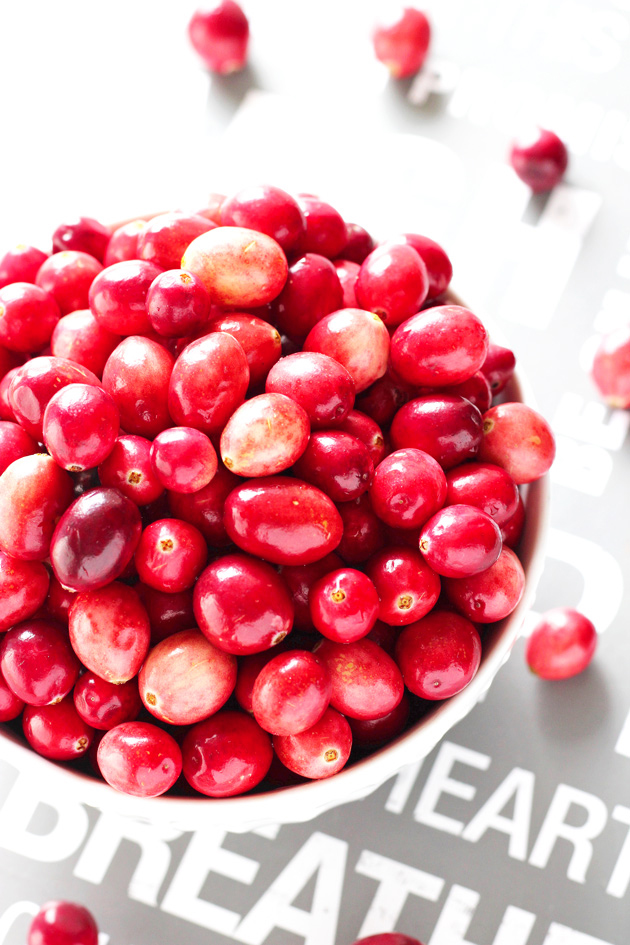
(356, 243), (429, 327)
(151, 427), (217, 494)
(445, 371), (492, 413)
(188, 1), (249, 73)
(224, 476), (343, 565)
(446, 461), (519, 526)
(389, 233), (452, 300)
(349, 695), (411, 748)
(591, 325), (630, 407)
(509, 128), (568, 192)
(501, 493), (525, 548)
(339, 223), (374, 264)
(167, 463), (239, 546)
(139, 628), (236, 724)
(444, 546), (525, 623)
(0, 665), (25, 721)
(355, 368), (415, 427)
(43, 384), (119, 472)
(207, 311), (282, 387)
(23, 697), (93, 760)
(391, 305), (489, 387)
(334, 259), (360, 307)
(390, 394), (483, 469)
(479, 402), (555, 483)
(310, 568), (380, 643)
(480, 342), (516, 395)
(295, 195), (348, 259)
(252, 650), (331, 735)
(104, 219), (148, 266)
(0, 420), (38, 475)
(265, 351), (355, 429)
(304, 308), (390, 393)
(97, 721), (182, 797)
(73, 674), (141, 732)
(169, 331), (249, 433)
(194, 552), (293, 654)
(337, 409), (387, 466)
(8, 354), (102, 440)
(336, 492), (386, 564)
(0, 367), (20, 420)
(1, 619), (79, 706)
(135, 518), (207, 593)
(137, 212), (215, 270)
(221, 185), (306, 253)
(372, 6), (431, 77)
(50, 487), (142, 590)
(0, 245), (49, 288)
(51, 309), (121, 377)
(183, 710), (272, 797)
(0, 454), (73, 561)
(182, 226), (288, 307)
(273, 706), (352, 779)
(526, 608), (597, 680)
(28, 902), (98, 945)
(135, 583), (194, 643)
(315, 638), (404, 720)
(369, 447), (446, 529)
(89, 260), (163, 335)
(272, 253), (344, 341)
(292, 430), (374, 502)
(220, 392), (310, 477)
(145, 269), (211, 338)
(69, 582), (150, 683)
(365, 546), (440, 625)
(419, 505), (502, 578)
(35, 251), (103, 316)
(52, 216), (110, 262)
(396, 610), (481, 699)
(0, 282), (60, 353)
(0, 550), (49, 630)
(99, 435), (164, 505)
(102, 336), (174, 439)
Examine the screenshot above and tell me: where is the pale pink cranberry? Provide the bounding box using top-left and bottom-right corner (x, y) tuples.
(356, 242), (429, 327)
(396, 610), (482, 699)
(479, 402), (555, 483)
(315, 638), (404, 720)
(444, 546), (525, 623)
(97, 721), (182, 797)
(151, 427), (218, 493)
(390, 305), (489, 387)
(273, 706), (352, 779)
(0, 551), (50, 631)
(51, 309), (121, 377)
(526, 608), (597, 680)
(265, 351), (355, 429)
(0, 454), (74, 561)
(310, 568), (380, 642)
(591, 325), (630, 408)
(372, 6), (431, 78)
(220, 392), (310, 477)
(303, 308), (390, 393)
(369, 447), (446, 529)
(365, 546), (441, 625)
(0, 245), (48, 288)
(28, 902), (99, 945)
(509, 128), (568, 192)
(23, 697), (93, 761)
(35, 251), (103, 315)
(183, 711), (272, 796)
(1, 618), (80, 706)
(252, 650), (331, 735)
(188, 1), (249, 74)
(0, 282), (60, 353)
(52, 216), (110, 262)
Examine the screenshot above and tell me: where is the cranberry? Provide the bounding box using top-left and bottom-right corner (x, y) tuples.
(279, 552), (344, 632)
(591, 325), (630, 407)
(169, 331), (249, 433)
(51, 309), (121, 377)
(0, 665), (25, 721)
(1, 619), (79, 706)
(0, 282), (60, 353)
(151, 427), (217, 493)
(139, 628), (236, 724)
(479, 402), (556, 483)
(509, 128), (568, 192)
(73, 674), (141, 732)
(104, 219), (148, 266)
(389, 233), (452, 300)
(526, 608), (597, 680)
(391, 305), (489, 387)
(8, 354), (102, 441)
(315, 638), (404, 720)
(221, 185), (306, 253)
(135, 583), (195, 644)
(234, 645), (291, 714)
(252, 650), (331, 735)
(188, 1), (249, 74)
(445, 371), (492, 413)
(480, 342), (516, 395)
(372, 7), (431, 77)
(69, 582), (150, 683)
(336, 492), (386, 564)
(0, 454), (73, 561)
(97, 721), (182, 797)
(501, 493), (525, 548)
(35, 251), (103, 316)
(349, 695), (411, 748)
(28, 902), (98, 945)
(273, 706), (352, 779)
(419, 505), (502, 578)
(445, 461), (519, 526)
(351, 932), (424, 945)
(0, 345), (24, 382)
(145, 269), (211, 338)
(310, 568), (380, 642)
(272, 253), (344, 341)
(334, 259), (360, 307)
(135, 518), (207, 593)
(183, 711), (272, 797)
(304, 308), (390, 393)
(0, 367), (20, 421)
(207, 311), (282, 387)
(293, 430), (374, 502)
(52, 216), (110, 262)
(89, 259), (163, 335)
(194, 552), (293, 654)
(396, 610), (482, 699)
(390, 394), (483, 469)
(339, 223), (374, 264)
(45, 577), (77, 624)
(199, 192), (226, 224)
(224, 476), (344, 565)
(356, 243), (429, 327)
(102, 336), (174, 439)
(99, 434), (164, 505)
(0, 420), (38, 475)
(137, 212), (215, 270)
(0, 245), (48, 288)
(220, 392), (310, 476)
(167, 463), (238, 546)
(365, 546), (440, 625)
(0, 550), (50, 630)
(370, 447), (446, 529)
(23, 696), (93, 760)
(295, 195), (348, 259)
(444, 546), (525, 623)
(356, 369), (415, 427)
(43, 383), (119, 471)
(265, 351), (355, 428)
(337, 409), (387, 466)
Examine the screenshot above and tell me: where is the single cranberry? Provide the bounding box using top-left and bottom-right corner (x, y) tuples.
(295, 195), (348, 259)
(509, 128), (568, 192)
(304, 307), (390, 393)
(315, 638), (404, 720)
(146, 269), (211, 338)
(89, 259), (163, 335)
(43, 384), (119, 472)
(104, 219), (148, 266)
(591, 324), (630, 407)
(220, 392), (310, 477)
(23, 696), (93, 760)
(337, 409), (387, 466)
(369, 447), (446, 529)
(419, 504), (502, 578)
(99, 434), (164, 506)
(0, 282), (60, 353)
(0, 245), (48, 288)
(388, 233), (452, 300)
(97, 721), (182, 797)
(102, 336), (174, 439)
(356, 243), (429, 327)
(310, 568), (380, 642)
(52, 216), (110, 262)
(252, 650), (331, 735)
(35, 251), (103, 316)
(272, 253), (344, 341)
(273, 706), (352, 779)
(51, 309), (121, 377)
(167, 463), (239, 546)
(183, 711), (272, 797)
(0, 420), (38, 475)
(151, 427), (218, 493)
(445, 461), (519, 526)
(501, 493), (525, 548)
(396, 610), (482, 699)
(221, 185), (306, 253)
(135, 583), (195, 644)
(279, 552), (344, 632)
(480, 342), (516, 395)
(137, 212), (215, 270)
(372, 6), (431, 77)
(74, 674), (142, 731)
(445, 371), (492, 413)
(444, 546), (525, 623)
(351, 932), (424, 945)
(8, 354), (102, 441)
(0, 454), (74, 561)
(479, 402), (556, 483)
(292, 430), (374, 502)
(1, 619), (79, 706)
(334, 258), (360, 307)
(339, 223), (374, 264)
(135, 518), (208, 593)
(355, 369), (415, 427)
(28, 902), (99, 945)
(188, 1), (249, 74)
(365, 546), (441, 625)
(336, 492), (386, 564)
(526, 608), (597, 680)
(391, 305), (489, 387)
(0, 550), (50, 630)
(349, 695), (411, 748)
(207, 311), (282, 387)
(265, 351), (355, 429)
(0, 665), (25, 722)
(390, 394), (483, 469)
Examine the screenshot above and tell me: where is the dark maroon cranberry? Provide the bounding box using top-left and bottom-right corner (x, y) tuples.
(315, 638), (404, 720)
(526, 608), (597, 680)
(135, 518), (207, 593)
(52, 216), (110, 262)
(479, 402), (556, 483)
(509, 128), (568, 192)
(146, 269), (211, 338)
(43, 384), (119, 472)
(0, 282), (60, 353)
(295, 195), (348, 258)
(292, 430), (374, 502)
(445, 371), (492, 413)
(419, 505), (502, 578)
(151, 427), (217, 494)
(0, 454), (74, 561)
(445, 461), (519, 526)
(102, 336), (174, 438)
(28, 902), (99, 945)
(104, 219), (148, 266)
(0, 665), (25, 721)
(220, 392), (310, 477)
(444, 546), (525, 623)
(366, 619), (400, 655)
(35, 251), (103, 316)
(74, 674), (142, 731)
(279, 552), (344, 632)
(221, 185), (306, 253)
(273, 706), (352, 779)
(188, 1), (250, 74)
(338, 223), (374, 264)
(8, 355), (102, 441)
(183, 710), (272, 796)
(0, 550), (50, 630)
(97, 721), (182, 796)
(207, 311), (282, 387)
(0, 245), (48, 288)
(369, 447), (446, 529)
(99, 435), (164, 506)
(23, 697), (93, 760)
(51, 309), (121, 377)
(1, 619), (80, 706)
(310, 568), (380, 642)
(266, 351), (355, 429)
(272, 253), (343, 341)
(334, 259), (360, 307)
(137, 212), (216, 270)
(390, 394), (483, 469)
(396, 610), (482, 699)
(167, 463), (239, 546)
(336, 493), (386, 564)
(480, 342), (516, 394)
(349, 694), (410, 748)
(355, 369), (415, 427)
(252, 650), (331, 735)
(365, 546), (441, 625)
(389, 233), (452, 300)
(337, 409), (387, 466)
(391, 305), (489, 387)
(135, 583), (195, 643)
(0, 420), (38, 475)
(356, 243), (429, 327)
(304, 307), (390, 393)
(89, 260), (163, 335)
(372, 6), (431, 78)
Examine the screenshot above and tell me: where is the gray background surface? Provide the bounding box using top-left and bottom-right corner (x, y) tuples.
(1, 1), (629, 943)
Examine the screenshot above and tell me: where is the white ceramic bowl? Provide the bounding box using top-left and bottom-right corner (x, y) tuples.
(0, 281), (549, 833)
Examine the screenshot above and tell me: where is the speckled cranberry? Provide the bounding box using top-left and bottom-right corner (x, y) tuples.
(304, 308), (390, 393)
(265, 351), (355, 429)
(0, 282), (60, 353)
(509, 128), (568, 192)
(69, 582), (150, 683)
(479, 402), (555, 483)
(390, 394), (483, 469)
(396, 610), (482, 699)
(183, 710), (272, 796)
(273, 706), (352, 779)
(97, 721), (182, 797)
(444, 546), (525, 623)
(220, 392), (310, 477)
(526, 608), (597, 680)
(23, 696), (93, 761)
(365, 546), (441, 626)
(315, 638), (404, 720)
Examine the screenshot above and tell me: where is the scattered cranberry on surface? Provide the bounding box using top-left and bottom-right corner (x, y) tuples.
(372, 5), (431, 78)
(526, 608), (597, 680)
(188, 1), (249, 74)
(509, 128), (568, 192)
(591, 324), (630, 408)
(28, 901), (99, 945)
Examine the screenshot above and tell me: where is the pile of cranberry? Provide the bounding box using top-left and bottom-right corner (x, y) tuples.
(0, 185), (555, 800)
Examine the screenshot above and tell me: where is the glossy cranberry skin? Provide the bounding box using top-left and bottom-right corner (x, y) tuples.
(28, 902), (99, 945)
(356, 243), (429, 327)
(479, 402), (555, 484)
(151, 427), (217, 494)
(99, 435), (164, 505)
(365, 546), (441, 625)
(304, 308), (390, 393)
(183, 710), (272, 797)
(279, 552), (343, 632)
(135, 518), (207, 593)
(266, 351), (355, 429)
(139, 628), (236, 724)
(137, 212), (215, 270)
(102, 336), (174, 439)
(194, 552), (293, 654)
(73, 675), (141, 732)
(293, 430), (374, 502)
(208, 311), (282, 387)
(145, 269), (211, 338)
(0, 550), (49, 630)
(0, 282), (60, 353)
(0, 367), (20, 421)
(334, 259), (360, 307)
(369, 447), (446, 529)
(419, 505), (502, 578)
(50, 487), (142, 591)
(52, 216), (110, 262)
(445, 546), (525, 623)
(9, 355), (102, 441)
(1, 619), (79, 706)
(188, 1), (249, 73)
(0, 665), (25, 721)
(35, 251), (103, 316)
(336, 493), (386, 564)
(295, 195), (348, 259)
(97, 721), (182, 797)
(389, 233), (452, 301)
(23, 700), (92, 765)
(272, 253), (343, 341)
(315, 638), (404, 720)
(339, 223), (374, 264)
(310, 568), (379, 642)
(220, 392), (310, 477)
(221, 185), (306, 253)
(51, 309), (121, 377)
(89, 259), (163, 335)
(446, 371), (492, 413)
(446, 462), (519, 526)
(356, 369), (415, 427)
(169, 331), (249, 434)
(104, 219), (148, 266)
(372, 6), (431, 77)
(0, 454), (73, 561)
(480, 342), (516, 395)
(396, 610), (481, 700)
(0, 245), (48, 288)
(273, 706), (352, 779)
(182, 226), (288, 307)
(337, 409), (387, 466)
(501, 493), (525, 548)
(349, 694), (411, 749)
(509, 128), (568, 192)
(167, 463), (238, 546)
(0, 420), (38, 475)
(43, 384), (119, 472)
(391, 305), (489, 387)
(225, 476), (343, 565)
(526, 608), (597, 680)
(390, 395), (483, 469)
(252, 650), (331, 736)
